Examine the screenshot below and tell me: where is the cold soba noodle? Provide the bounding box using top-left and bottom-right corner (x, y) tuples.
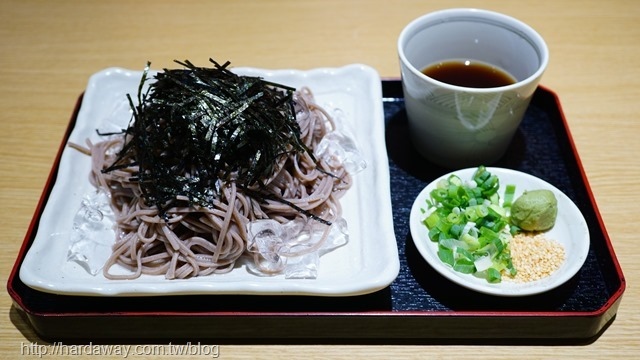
(73, 60), (354, 280)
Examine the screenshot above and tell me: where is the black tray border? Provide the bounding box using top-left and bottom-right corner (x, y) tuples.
(7, 81), (626, 344)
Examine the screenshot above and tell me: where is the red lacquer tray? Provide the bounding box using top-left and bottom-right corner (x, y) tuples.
(7, 80), (625, 344)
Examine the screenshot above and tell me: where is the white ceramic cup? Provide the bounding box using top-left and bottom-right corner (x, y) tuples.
(398, 8), (548, 168)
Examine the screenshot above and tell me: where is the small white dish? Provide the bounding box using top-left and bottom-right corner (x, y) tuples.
(409, 167), (589, 296)
(19, 64), (400, 296)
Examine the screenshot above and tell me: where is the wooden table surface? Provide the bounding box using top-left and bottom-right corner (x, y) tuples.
(1, 0), (638, 358)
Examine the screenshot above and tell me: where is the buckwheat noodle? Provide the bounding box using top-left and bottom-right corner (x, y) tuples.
(73, 87), (352, 280)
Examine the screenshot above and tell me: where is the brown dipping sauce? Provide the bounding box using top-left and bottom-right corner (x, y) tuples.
(422, 60), (517, 88)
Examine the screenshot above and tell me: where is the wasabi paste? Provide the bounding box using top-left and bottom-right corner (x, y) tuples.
(510, 189), (558, 231)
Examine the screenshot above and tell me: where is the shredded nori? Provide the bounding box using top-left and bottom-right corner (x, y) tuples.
(102, 59), (320, 219)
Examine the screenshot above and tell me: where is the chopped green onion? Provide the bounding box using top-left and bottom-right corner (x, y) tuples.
(487, 268), (502, 283)
(503, 184), (516, 208)
(474, 255), (493, 272)
(421, 166), (517, 283)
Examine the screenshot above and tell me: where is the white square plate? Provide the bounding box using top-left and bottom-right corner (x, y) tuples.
(19, 64), (400, 296)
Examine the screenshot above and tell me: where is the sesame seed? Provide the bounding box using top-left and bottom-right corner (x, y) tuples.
(505, 233), (565, 283)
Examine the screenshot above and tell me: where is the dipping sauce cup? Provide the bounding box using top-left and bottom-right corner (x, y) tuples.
(398, 8), (549, 168)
